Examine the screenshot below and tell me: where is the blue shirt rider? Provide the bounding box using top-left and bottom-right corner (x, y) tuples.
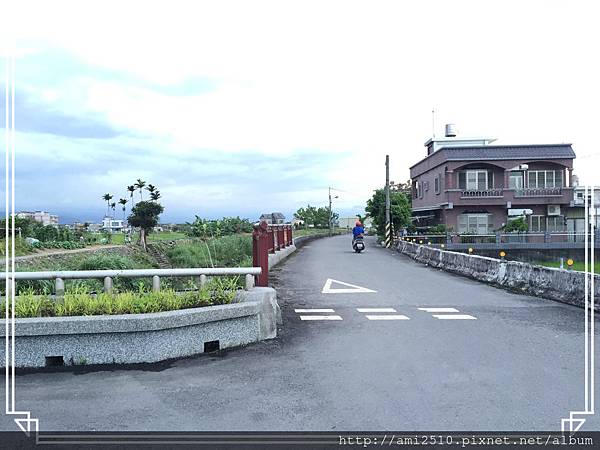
(352, 221), (364, 242)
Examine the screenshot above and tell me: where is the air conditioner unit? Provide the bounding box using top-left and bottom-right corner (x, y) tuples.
(547, 205), (561, 216)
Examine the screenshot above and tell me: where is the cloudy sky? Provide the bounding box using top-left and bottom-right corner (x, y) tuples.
(1, 0), (599, 224)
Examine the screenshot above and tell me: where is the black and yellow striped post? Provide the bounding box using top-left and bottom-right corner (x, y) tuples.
(385, 222), (392, 248)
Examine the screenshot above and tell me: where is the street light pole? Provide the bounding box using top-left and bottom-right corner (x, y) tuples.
(385, 155), (391, 248)
(329, 187), (332, 237)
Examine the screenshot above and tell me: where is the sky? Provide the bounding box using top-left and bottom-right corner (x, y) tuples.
(1, 0), (599, 224)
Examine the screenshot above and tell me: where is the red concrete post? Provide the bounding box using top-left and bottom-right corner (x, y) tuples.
(277, 226), (284, 250)
(252, 220), (269, 287)
(268, 225), (275, 254)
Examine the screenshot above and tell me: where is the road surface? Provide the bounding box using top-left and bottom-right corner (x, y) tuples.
(1, 235), (597, 431)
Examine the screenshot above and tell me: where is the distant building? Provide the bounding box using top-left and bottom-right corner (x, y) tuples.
(338, 217), (373, 230)
(87, 223), (103, 233)
(259, 212), (286, 224)
(101, 216), (124, 233)
(16, 211), (59, 226)
(291, 217), (304, 228)
(567, 186), (600, 235)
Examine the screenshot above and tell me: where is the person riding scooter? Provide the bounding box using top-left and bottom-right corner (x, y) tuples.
(352, 220), (365, 249)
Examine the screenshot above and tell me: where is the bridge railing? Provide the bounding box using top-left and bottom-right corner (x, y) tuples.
(4, 267), (262, 297)
(253, 221), (294, 287)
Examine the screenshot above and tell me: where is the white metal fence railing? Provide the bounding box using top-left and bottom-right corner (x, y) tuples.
(3, 267), (262, 295)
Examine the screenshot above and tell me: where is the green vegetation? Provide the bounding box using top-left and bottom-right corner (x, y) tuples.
(293, 227), (347, 237)
(536, 260), (600, 273)
(503, 217), (529, 232)
(128, 201), (164, 251)
(166, 234), (253, 268)
(1, 279), (239, 319)
(186, 216), (253, 238)
(366, 188), (412, 239)
(0, 238), (36, 257)
(294, 205), (338, 229)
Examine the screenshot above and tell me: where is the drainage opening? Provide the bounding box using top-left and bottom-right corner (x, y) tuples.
(204, 340), (220, 353)
(45, 356), (64, 367)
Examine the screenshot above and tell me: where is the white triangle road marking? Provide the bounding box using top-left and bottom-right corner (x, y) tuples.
(321, 278), (377, 294)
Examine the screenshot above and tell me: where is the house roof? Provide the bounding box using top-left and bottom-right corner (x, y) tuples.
(410, 143), (575, 171)
(259, 212), (285, 219)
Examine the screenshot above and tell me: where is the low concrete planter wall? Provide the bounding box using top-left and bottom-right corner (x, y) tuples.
(397, 241), (600, 310)
(0, 287), (279, 368)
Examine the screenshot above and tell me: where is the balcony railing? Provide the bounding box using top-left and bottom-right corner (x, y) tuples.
(514, 188), (562, 197)
(460, 188), (503, 198)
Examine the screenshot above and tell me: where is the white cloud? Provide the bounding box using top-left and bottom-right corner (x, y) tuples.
(3, 0), (599, 221)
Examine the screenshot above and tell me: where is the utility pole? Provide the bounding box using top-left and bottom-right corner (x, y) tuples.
(385, 155), (391, 248)
(328, 187), (333, 237)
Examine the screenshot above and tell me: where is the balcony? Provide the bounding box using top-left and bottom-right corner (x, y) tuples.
(514, 188), (562, 198)
(460, 189), (503, 199)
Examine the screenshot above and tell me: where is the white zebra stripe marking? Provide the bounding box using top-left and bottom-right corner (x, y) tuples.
(365, 315), (410, 321)
(299, 315), (343, 321)
(356, 308), (397, 313)
(432, 314), (477, 320)
(295, 309), (335, 313)
(418, 308), (460, 313)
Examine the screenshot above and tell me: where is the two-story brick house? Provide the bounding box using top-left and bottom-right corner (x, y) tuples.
(410, 126), (576, 234)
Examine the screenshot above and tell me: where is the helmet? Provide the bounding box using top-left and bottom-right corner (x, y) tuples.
(355, 220), (362, 226)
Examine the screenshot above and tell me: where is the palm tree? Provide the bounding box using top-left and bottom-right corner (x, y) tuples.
(150, 190), (161, 202)
(135, 179), (146, 201)
(118, 198), (128, 221)
(127, 185), (136, 207)
(146, 184), (156, 195)
(110, 202), (116, 217)
(102, 193), (113, 216)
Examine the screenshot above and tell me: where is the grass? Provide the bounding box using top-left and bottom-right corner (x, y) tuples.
(1, 278), (239, 319)
(8, 252), (157, 295)
(0, 238), (36, 257)
(166, 234), (253, 268)
(109, 231), (188, 245)
(536, 260), (600, 273)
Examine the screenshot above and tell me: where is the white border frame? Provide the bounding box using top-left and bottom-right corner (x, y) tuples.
(0, 52), (596, 437)
(3, 51), (39, 436)
(561, 184), (596, 433)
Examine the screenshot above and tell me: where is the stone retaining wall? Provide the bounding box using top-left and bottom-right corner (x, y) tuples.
(397, 241), (599, 310)
(0, 287), (279, 368)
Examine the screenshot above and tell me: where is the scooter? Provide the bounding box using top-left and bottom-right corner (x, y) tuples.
(353, 235), (365, 253)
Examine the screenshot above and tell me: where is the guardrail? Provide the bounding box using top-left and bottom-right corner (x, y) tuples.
(401, 231), (599, 247)
(4, 267), (262, 296)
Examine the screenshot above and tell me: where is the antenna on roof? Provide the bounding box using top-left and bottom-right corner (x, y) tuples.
(432, 108), (436, 138)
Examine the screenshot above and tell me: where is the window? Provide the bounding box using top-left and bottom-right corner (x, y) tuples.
(509, 171), (523, 189)
(530, 215), (546, 232)
(546, 216), (565, 232)
(458, 214), (493, 234)
(528, 170), (564, 188)
(434, 175), (440, 194)
(459, 170), (491, 190)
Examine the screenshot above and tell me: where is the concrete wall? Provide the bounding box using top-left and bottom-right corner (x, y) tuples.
(397, 241), (599, 310)
(0, 287), (279, 368)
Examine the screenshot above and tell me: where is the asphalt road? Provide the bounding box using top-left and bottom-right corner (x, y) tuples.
(1, 235), (598, 431)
